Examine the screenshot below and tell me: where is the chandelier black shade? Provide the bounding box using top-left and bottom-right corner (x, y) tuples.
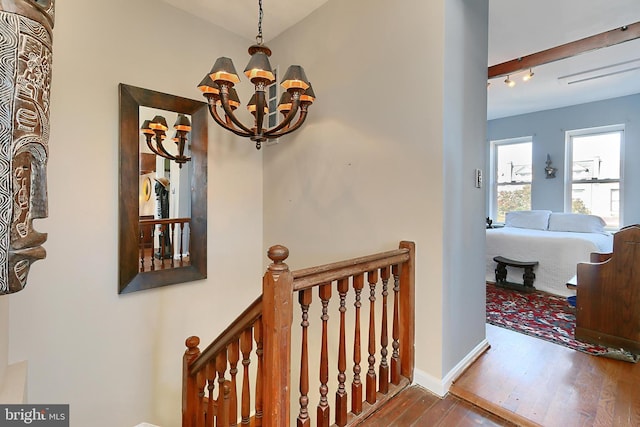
(197, 0), (315, 149)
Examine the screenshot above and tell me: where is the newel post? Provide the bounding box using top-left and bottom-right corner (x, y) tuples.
(399, 241), (415, 382)
(182, 336), (201, 427)
(262, 245), (294, 427)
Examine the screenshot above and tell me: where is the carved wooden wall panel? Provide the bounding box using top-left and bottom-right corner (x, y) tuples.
(0, 1), (54, 294)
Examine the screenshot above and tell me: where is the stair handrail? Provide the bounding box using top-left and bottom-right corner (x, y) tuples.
(188, 296), (263, 375)
(183, 241), (415, 427)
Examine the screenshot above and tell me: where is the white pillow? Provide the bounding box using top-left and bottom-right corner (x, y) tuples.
(548, 213), (606, 233)
(504, 210), (552, 230)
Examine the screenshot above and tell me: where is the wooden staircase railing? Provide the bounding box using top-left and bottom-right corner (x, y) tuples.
(139, 217), (190, 271)
(182, 241), (415, 427)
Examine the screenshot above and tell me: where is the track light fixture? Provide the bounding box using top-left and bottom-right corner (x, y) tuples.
(523, 69), (535, 81)
(504, 75), (515, 87)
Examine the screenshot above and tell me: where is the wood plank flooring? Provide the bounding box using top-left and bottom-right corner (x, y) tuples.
(361, 324), (639, 426)
(359, 384), (516, 426)
(450, 324), (640, 427)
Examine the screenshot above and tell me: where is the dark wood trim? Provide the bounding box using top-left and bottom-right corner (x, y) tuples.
(489, 21), (640, 79)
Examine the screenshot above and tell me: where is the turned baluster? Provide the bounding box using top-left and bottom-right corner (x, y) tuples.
(221, 382), (231, 427)
(182, 336), (201, 427)
(150, 226), (156, 271)
(240, 328), (252, 426)
(351, 273), (364, 415)
(196, 369), (207, 427)
(217, 350), (229, 427)
(391, 265), (400, 385)
(335, 278), (349, 427)
(139, 227), (145, 272)
(179, 222), (185, 266)
(366, 269), (378, 404)
(205, 361), (216, 427)
(169, 223), (175, 268)
(159, 224), (166, 269)
(228, 339), (240, 426)
(254, 318), (264, 427)
(297, 289), (312, 427)
(317, 283), (332, 427)
(379, 266), (390, 394)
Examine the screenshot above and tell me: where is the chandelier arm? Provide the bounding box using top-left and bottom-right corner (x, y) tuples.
(255, 89), (266, 138)
(208, 104), (252, 138)
(145, 135), (177, 161)
(154, 136), (180, 160)
(268, 109), (308, 139)
(219, 88), (255, 134)
(263, 96), (301, 136)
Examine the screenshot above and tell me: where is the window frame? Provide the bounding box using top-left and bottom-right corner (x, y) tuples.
(489, 136), (533, 223)
(564, 124), (624, 229)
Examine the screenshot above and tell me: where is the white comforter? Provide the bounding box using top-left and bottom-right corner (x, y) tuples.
(486, 227), (613, 297)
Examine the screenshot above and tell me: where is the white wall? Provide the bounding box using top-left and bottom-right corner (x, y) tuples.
(263, 0), (488, 391)
(7, 1), (264, 426)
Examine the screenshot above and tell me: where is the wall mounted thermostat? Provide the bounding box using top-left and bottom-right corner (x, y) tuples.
(475, 169), (483, 188)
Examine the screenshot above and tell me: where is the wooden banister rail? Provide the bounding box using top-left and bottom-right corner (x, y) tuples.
(189, 296), (263, 375)
(140, 217), (191, 227)
(182, 241), (415, 427)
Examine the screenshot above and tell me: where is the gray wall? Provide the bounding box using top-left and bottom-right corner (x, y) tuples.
(487, 93), (640, 226)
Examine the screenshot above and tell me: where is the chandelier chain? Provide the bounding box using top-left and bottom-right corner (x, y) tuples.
(256, 0), (264, 45)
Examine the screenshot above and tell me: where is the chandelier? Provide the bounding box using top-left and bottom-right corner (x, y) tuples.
(140, 114), (192, 167)
(197, 0), (315, 149)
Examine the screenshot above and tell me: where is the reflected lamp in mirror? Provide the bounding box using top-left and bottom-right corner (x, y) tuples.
(119, 84), (207, 294)
(141, 114), (192, 168)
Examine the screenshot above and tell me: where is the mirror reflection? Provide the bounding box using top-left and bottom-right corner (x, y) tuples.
(119, 84), (207, 294)
(138, 108), (193, 271)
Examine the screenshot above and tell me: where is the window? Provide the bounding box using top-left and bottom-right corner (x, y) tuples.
(267, 71), (279, 128)
(264, 67), (280, 146)
(490, 137), (532, 223)
(565, 126), (623, 228)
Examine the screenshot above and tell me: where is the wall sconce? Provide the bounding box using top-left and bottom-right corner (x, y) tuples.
(141, 114), (191, 168)
(545, 154), (557, 179)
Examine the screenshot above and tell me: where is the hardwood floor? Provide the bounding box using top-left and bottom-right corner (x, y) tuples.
(360, 384), (516, 426)
(363, 324), (639, 426)
(450, 324), (640, 427)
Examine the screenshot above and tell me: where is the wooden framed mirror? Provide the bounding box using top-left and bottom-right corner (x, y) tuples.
(118, 84), (207, 294)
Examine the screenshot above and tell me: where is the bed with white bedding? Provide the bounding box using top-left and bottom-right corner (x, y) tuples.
(486, 211), (613, 297)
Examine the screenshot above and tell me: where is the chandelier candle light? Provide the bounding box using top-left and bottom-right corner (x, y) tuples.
(198, 0), (315, 149)
(141, 114), (192, 167)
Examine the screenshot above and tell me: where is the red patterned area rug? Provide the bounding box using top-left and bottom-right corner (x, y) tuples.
(486, 283), (639, 362)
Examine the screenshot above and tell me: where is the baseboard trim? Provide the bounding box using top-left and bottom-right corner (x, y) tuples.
(412, 338), (490, 397)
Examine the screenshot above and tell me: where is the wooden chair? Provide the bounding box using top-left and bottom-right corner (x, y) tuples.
(575, 224), (640, 353)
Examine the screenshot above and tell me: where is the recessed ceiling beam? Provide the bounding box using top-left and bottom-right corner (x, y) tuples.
(488, 21), (640, 79)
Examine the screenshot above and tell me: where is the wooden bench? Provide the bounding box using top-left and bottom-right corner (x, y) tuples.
(493, 256), (539, 293)
(575, 225), (640, 353)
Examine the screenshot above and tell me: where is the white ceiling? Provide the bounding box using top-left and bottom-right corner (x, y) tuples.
(161, 0), (640, 120)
